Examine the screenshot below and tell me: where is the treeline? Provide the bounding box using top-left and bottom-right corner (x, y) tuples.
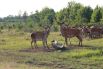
(0, 1), (103, 31)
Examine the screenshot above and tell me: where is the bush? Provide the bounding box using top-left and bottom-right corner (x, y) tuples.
(53, 25), (59, 32)
(0, 26), (4, 29)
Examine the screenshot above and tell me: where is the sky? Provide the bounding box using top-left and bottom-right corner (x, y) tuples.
(0, 0), (103, 17)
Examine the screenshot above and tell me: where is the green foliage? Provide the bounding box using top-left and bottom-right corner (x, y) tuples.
(39, 7), (55, 26)
(1, 1), (103, 31)
(82, 6), (93, 22)
(30, 10), (40, 24)
(17, 24), (24, 30)
(56, 1), (93, 26)
(91, 6), (102, 23)
(52, 25), (59, 32)
(23, 11), (28, 23)
(0, 26), (4, 29)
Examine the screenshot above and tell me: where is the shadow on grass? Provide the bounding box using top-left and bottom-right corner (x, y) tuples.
(19, 44), (103, 53)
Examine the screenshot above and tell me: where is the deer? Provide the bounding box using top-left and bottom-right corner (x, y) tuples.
(81, 26), (91, 38)
(60, 22), (83, 46)
(31, 26), (50, 49)
(89, 26), (103, 38)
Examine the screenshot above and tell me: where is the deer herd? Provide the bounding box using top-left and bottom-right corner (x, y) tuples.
(31, 22), (103, 49)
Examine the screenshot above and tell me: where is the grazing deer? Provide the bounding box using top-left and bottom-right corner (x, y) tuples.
(60, 23), (83, 46)
(31, 26), (50, 49)
(89, 26), (103, 38)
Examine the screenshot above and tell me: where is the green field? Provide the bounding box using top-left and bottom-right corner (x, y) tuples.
(0, 30), (103, 69)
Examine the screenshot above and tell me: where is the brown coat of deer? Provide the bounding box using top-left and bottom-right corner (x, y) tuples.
(31, 26), (50, 49)
(60, 23), (82, 46)
(89, 27), (103, 38)
(82, 26), (91, 38)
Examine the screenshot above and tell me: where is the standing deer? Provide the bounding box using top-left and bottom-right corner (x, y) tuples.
(31, 26), (50, 49)
(60, 23), (83, 46)
(82, 26), (91, 38)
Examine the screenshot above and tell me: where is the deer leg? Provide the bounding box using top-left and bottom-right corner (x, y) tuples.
(68, 38), (71, 45)
(76, 35), (82, 46)
(88, 33), (90, 39)
(45, 40), (49, 49)
(31, 40), (34, 49)
(65, 37), (68, 46)
(34, 40), (38, 48)
(42, 41), (46, 48)
(80, 39), (82, 46)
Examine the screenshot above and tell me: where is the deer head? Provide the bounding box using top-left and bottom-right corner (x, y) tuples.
(43, 25), (50, 35)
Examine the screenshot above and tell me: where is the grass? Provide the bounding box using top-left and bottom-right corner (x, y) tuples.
(0, 30), (103, 69)
(0, 62), (51, 69)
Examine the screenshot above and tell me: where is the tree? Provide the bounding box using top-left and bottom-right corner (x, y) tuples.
(91, 6), (102, 23)
(100, 7), (103, 23)
(81, 6), (93, 22)
(68, 1), (84, 25)
(30, 10), (40, 24)
(40, 7), (55, 26)
(18, 10), (22, 24)
(23, 11), (28, 23)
